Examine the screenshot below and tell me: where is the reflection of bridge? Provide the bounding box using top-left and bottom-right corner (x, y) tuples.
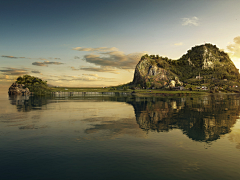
(9, 94), (240, 142)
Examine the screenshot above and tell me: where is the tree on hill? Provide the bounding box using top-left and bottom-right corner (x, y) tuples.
(16, 75), (50, 94)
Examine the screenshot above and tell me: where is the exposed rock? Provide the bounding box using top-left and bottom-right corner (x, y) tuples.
(131, 43), (239, 88)
(169, 80), (176, 88)
(132, 57), (181, 88)
(8, 83), (31, 95)
(187, 58), (195, 66)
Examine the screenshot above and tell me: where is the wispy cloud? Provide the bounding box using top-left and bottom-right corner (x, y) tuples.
(227, 36), (240, 58)
(72, 47), (118, 52)
(182, 16), (199, 26)
(74, 56), (81, 59)
(71, 66), (120, 74)
(1, 55), (61, 61)
(47, 74), (114, 82)
(32, 61), (64, 67)
(31, 70), (41, 74)
(82, 74), (99, 77)
(0, 68), (28, 75)
(77, 76), (114, 82)
(174, 42), (183, 46)
(1, 55), (25, 59)
(0, 75), (16, 81)
(32, 62), (47, 66)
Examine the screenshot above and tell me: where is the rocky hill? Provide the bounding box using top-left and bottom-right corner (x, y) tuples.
(9, 75), (50, 95)
(132, 44), (240, 89)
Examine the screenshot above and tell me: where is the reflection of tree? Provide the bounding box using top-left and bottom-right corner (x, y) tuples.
(129, 95), (240, 142)
(9, 95), (50, 112)
(9, 93), (240, 142)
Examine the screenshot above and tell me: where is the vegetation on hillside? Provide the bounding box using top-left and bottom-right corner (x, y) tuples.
(16, 75), (50, 94)
(135, 44), (240, 92)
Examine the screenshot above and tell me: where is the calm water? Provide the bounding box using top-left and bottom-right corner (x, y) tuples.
(0, 92), (240, 180)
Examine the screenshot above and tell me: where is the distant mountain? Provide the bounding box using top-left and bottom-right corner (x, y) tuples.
(132, 43), (240, 89)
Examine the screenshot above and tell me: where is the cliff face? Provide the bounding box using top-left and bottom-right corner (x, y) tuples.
(184, 44), (235, 69)
(132, 43), (240, 88)
(132, 57), (182, 88)
(8, 83), (31, 95)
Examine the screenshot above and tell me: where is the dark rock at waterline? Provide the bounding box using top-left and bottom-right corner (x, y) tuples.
(8, 83), (31, 95)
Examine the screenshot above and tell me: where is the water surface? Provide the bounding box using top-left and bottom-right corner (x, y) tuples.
(1, 93), (240, 179)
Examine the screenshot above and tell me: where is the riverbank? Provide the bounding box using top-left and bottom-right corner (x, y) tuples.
(49, 87), (208, 96)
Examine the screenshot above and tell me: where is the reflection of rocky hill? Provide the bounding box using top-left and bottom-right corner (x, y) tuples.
(128, 95), (240, 142)
(9, 94), (240, 142)
(8, 93), (132, 112)
(9, 95), (50, 112)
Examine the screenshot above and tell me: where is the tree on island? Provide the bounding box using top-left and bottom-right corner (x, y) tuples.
(15, 75), (50, 94)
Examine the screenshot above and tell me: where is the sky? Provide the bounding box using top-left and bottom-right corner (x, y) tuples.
(1, 0), (240, 90)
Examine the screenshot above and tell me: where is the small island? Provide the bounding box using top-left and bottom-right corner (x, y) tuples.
(8, 75), (50, 95)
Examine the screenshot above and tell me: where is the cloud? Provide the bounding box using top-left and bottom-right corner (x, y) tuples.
(0, 68), (28, 75)
(174, 42), (183, 46)
(73, 46), (146, 71)
(0, 75), (16, 81)
(82, 74), (99, 77)
(43, 61), (64, 65)
(32, 61), (64, 67)
(32, 62), (47, 66)
(73, 47), (118, 52)
(74, 56), (81, 59)
(78, 76), (114, 81)
(227, 36), (240, 58)
(1, 55), (25, 59)
(31, 70), (41, 74)
(2, 55), (62, 61)
(182, 17), (199, 26)
(83, 51), (146, 69)
(71, 67), (78, 71)
(48, 74), (114, 82)
(71, 66), (120, 74)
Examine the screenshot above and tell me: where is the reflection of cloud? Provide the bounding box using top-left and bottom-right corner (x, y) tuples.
(0, 68), (28, 75)
(227, 36), (240, 58)
(73, 47), (118, 52)
(32, 61), (64, 67)
(182, 17), (199, 26)
(83, 51), (146, 69)
(19, 124), (48, 130)
(228, 124), (240, 149)
(71, 66), (120, 74)
(82, 117), (147, 139)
